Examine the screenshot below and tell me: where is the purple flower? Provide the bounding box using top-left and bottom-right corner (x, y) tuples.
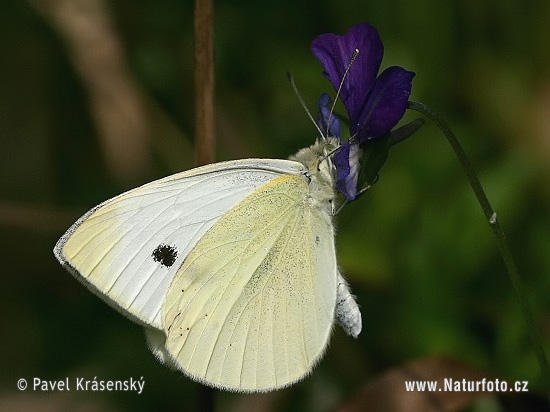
(312, 23), (415, 200)
(317, 93), (341, 138)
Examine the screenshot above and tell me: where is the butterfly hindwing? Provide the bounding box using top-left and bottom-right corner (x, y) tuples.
(54, 159), (307, 330)
(162, 174), (337, 391)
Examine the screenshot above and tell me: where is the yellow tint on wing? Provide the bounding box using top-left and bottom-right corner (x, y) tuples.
(163, 175), (337, 392)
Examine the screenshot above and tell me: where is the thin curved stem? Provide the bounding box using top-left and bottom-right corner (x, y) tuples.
(408, 100), (550, 392)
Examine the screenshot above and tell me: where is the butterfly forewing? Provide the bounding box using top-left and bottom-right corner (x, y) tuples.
(54, 160), (307, 329)
(163, 174), (337, 391)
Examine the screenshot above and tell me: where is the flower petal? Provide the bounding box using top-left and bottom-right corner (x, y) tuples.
(317, 93), (341, 138)
(311, 23), (383, 133)
(355, 66), (415, 142)
(334, 141), (361, 200)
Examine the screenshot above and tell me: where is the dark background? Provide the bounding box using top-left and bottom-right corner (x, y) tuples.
(1, 1), (549, 411)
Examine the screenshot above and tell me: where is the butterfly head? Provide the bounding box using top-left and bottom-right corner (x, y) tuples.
(288, 137), (340, 214)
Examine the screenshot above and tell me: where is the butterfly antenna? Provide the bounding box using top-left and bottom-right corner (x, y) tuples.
(326, 48), (360, 135)
(334, 198), (349, 215)
(318, 127), (360, 166)
(287, 72), (325, 139)
(321, 144), (342, 163)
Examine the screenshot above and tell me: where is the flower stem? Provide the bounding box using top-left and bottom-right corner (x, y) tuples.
(407, 100), (550, 391)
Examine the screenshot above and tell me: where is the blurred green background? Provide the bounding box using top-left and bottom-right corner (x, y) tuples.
(1, 0), (549, 411)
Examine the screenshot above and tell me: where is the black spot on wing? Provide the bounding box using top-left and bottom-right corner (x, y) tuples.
(152, 244), (178, 267)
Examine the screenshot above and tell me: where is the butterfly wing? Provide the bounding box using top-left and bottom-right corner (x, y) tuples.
(54, 159), (307, 330)
(162, 174), (337, 392)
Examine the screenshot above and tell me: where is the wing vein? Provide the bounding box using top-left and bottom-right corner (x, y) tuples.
(193, 206), (297, 372)
(109, 183), (250, 301)
(306, 209), (321, 352)
(181, 203), (297, 369)
(280, 212), (304, 381)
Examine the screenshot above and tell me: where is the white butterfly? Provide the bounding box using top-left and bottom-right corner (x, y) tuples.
(54, 136), (361, 392)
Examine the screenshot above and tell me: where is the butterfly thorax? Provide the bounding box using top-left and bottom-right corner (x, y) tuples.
(289, 137), (339, 215)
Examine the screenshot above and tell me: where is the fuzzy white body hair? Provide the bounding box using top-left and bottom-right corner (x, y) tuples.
(289, 137), (339, 216)
(291, 138), (362, 338)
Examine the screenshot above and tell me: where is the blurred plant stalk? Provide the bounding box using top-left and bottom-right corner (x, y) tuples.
(194, 0), (215, 166)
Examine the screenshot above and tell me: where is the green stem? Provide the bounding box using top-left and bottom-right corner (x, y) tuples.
(407, 100), (550, 390)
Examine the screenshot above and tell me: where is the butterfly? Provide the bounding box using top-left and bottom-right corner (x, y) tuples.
(54, 135), (362, 392)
